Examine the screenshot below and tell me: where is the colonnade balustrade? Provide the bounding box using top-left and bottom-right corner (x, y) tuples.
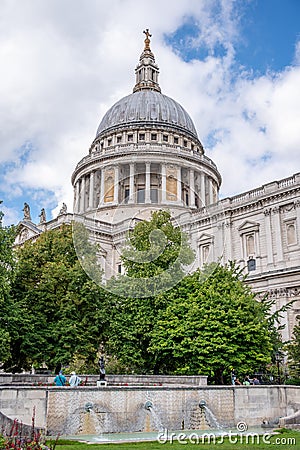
(74, 163), (217, 213)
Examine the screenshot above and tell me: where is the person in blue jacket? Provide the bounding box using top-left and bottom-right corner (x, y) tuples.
(54, 370), (66, 386)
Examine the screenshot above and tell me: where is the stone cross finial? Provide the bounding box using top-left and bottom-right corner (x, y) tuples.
(143, 28), (152, 50)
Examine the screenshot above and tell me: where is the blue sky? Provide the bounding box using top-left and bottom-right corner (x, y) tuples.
(0, 0), (299, 226)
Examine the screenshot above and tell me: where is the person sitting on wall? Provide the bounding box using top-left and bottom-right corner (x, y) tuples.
(54, 370), (66, 386)
(69, 371), (81, 387)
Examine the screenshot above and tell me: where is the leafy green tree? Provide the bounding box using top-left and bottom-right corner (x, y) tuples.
(286, 317), (300, 380)
(106, 210), (194, 373)
(108, 210), (194, 298)
(6, 224), (109, 373)
(148, 262), (277, 383)
(0, 205), (17, 365)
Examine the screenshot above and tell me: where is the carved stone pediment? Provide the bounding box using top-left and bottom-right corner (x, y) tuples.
(15, 222), (41, 245)
(238, 220), (260, 234)
(197, 232), (214, 244)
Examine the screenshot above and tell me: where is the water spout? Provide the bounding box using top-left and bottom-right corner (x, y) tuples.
(144, 401), (153, 410)
(201, 404), (223, 429)
(84, 402), (94, 412)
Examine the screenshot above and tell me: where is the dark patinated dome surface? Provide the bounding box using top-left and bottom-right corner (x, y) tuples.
(96, 90), (198, 138)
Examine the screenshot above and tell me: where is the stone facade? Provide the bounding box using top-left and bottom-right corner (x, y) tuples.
(16, 32), (300, 340)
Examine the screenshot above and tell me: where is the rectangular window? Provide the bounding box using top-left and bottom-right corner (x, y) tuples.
(174, 137), (179, 144)
(150, 188), (158, 203)
(124, 188), (130, 204)
(128, 134), (133, 142)
(163, 134), (168, 142)
(137, 188), (145, 204)
(151, 133), (157, 141)
(139, 133), (145, 140)
(107, 139), (112, 146)
(184, 140), (188, 147)
(117, 136), (122, 143)
(118, 264), (122, 274)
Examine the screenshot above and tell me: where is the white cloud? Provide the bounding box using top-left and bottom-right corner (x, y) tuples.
(0, 0), (299, 225)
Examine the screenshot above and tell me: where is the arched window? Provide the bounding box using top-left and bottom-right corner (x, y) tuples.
(287, 222), (297, 245)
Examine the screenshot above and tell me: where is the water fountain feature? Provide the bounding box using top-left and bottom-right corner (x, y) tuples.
(1, 375), (299, 440)
(199, 400), (223, 429)
(144, 400), (164, 431)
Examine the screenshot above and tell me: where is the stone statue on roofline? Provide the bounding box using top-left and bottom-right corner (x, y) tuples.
(59, 202), (67, 215)
(22, 202), (31, 221)
(39, 208), (46, 224)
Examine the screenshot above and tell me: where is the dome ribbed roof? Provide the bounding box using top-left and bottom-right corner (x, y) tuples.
(96, 90), (198, 139)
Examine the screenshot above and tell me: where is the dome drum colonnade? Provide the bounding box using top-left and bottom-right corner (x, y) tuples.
(71, 30), (221, 216)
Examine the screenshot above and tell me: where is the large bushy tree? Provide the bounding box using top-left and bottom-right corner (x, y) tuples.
(149, 262), (277, 383)
(286, 317), (300, 380)
(0, 205), (17, 365)
(106, 208), (279, 380)
(106, 210), (194, 373)
(6, 224), (109, 373)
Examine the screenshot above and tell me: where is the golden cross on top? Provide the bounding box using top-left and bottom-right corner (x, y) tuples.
(143, 28), (152, 50)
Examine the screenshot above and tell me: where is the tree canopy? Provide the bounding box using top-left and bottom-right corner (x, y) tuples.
(0, 205), (16, 365)
(106, 212), (278, 382)
(6, 224), (109, 373)
(149, 262), (276, 383)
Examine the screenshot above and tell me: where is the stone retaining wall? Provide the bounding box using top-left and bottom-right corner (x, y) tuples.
(0, 374), (207, 386)
(0, 385), (300, 435)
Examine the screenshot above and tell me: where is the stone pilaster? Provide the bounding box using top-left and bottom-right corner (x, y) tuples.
(264, 208), (274, 264)
(272, 206), (283, 262)
(295, 200), (300, 244)
(224, 220), (232, 261)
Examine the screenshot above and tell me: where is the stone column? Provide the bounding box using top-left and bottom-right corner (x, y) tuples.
(200, 172), (206, 206)
(264, 208), (274, 264)
(88, 171), (94, 209)
(189, 169), (195, 207)
(296, 201), (300, 243)
(80, 176), (86, 212)
(100, 169), (105, 206)
(128, 163), (135, 204)
(75, 180), (80, 213)
(161, 163), (166, 203)
(177, 166), (182, 203)
(145, 162), (151, 203)
(208, 178), (214, 205)
(224, 220), (232, 261)
(272, 206), (283, 262)
(114, 165), (119, 204)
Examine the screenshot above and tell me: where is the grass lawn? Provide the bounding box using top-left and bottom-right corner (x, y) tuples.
(52, 429), (299, 449)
